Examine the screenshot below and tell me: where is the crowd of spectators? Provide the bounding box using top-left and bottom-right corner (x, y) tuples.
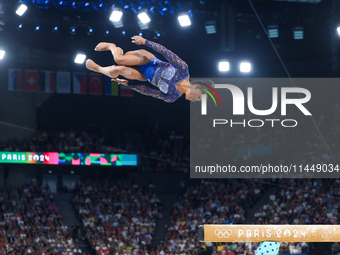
(72, 181), (162, 255)
(297, 104), (340, 166)
(0, 103), (339, 255)
(138, 122), (190, 173)
(253, 178), (340, 254)
(0, 129), (127, 154)
(1, 177), (339, 255)
(0, 125), (190, 173)
(158, 179), (267, 255)
(0, 179), (82, 254)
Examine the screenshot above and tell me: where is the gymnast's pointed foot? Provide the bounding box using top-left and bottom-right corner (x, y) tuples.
(85, 59), (100, 72)
(94, 42), (117, 51)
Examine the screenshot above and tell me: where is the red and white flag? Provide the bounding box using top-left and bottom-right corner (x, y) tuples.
(88, 73), (103, 95)
(24, 70), (39, 92)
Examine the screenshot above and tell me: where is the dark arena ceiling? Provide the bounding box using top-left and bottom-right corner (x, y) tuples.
(0, 0), (339, 77)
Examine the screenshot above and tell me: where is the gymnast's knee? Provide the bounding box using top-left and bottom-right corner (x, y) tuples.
(109, 66), (123, 77)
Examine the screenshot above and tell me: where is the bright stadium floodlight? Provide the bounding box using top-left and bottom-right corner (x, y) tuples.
(74, 54), (86, 64)
(110, 9), (123, 22)
(219, 61), (229, 72)
(16, 4), (27, 16)
(240, 62), (251, 73)
(0, 50), (5, 60)
(178, 14), (191, 27)
(337, 27), (340, 36)
(138, 12), (150, 24)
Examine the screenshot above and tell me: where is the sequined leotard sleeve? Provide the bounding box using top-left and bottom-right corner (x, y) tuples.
(124, 83), (177, 103)
(144, 39), (188, 70)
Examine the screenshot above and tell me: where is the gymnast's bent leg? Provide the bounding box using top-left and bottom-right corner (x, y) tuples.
(93, 42), (154, 67)
(85, 59), (146, 81)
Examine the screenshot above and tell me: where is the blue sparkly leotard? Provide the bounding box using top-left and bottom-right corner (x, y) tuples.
(126, 39), (190, 103)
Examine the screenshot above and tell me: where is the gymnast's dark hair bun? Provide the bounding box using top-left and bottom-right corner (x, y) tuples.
(190, 79), (215, 93)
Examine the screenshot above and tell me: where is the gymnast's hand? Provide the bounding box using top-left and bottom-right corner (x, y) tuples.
(112, 78), (128, 86)
(132, 35), (146, 45)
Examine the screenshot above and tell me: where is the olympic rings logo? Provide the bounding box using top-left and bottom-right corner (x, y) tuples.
(214, 229), (232, 238)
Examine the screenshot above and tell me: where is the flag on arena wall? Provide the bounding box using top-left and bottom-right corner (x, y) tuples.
(8, 69), (23, 91)
(104, 76), (118, 96)
(120, 84), (134, 97)
(73, 72), (87, 94)
(56, 71), (71, 94)
(24, 70), (39, 92)
(88, 73), (103, 95)
(40, 71), (55, 93)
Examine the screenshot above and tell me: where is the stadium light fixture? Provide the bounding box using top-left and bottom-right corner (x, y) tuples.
(240, 62), (251, 73)
(138, 12), (151, 24)
(16, 4), (27, 16)
(219, 61), (229, 72)
(178, 13), (191, 27)
(110, 9), (123, 22)
(337, 27), (340, 36)
(74, 54), (86, 64)
(293, 27), (304, 40)
(110, 8), (124, 28)
(0, 50), (5, 60)
(268, 25), (279, 38)
(112, 20), (123, 28)
(205, 21), (216, 34)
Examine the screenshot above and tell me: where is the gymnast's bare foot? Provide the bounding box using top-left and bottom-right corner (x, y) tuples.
(94, 42), (116, 51)
(85, 59), (100, 72)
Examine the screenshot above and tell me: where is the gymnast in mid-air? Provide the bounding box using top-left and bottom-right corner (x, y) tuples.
(86, 35), (203, 103)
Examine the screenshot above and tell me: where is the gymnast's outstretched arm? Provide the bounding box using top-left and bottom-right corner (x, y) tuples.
(132, 36), (188, 70)
(113, 78), (176, 103)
